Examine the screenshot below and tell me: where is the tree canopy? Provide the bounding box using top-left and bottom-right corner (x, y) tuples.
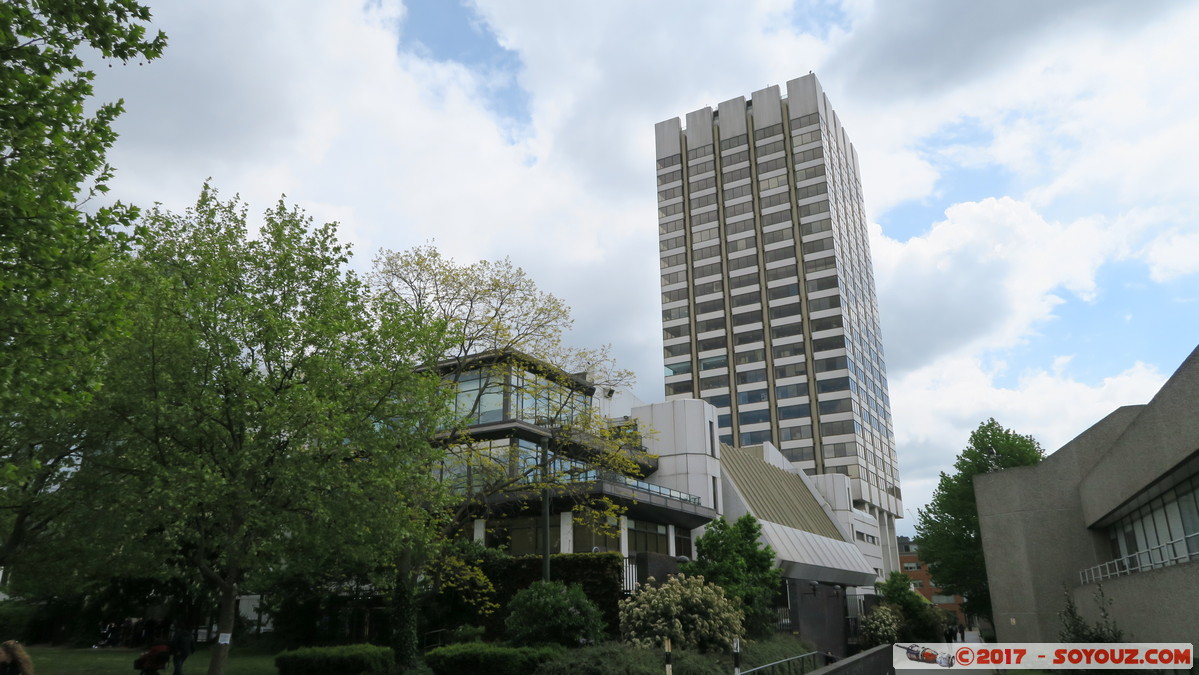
(1, 0), (165, 406)
(370, 244), (626, 378)
(0, 0), (165, 568)
(914, 418), (1044, 621)
(62, 186), (454, 675)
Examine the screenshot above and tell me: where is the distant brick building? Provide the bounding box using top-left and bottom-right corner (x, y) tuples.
(897, 536), (968, 628)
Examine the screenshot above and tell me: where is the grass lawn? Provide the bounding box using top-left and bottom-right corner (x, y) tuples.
(27, 645), (278, 675)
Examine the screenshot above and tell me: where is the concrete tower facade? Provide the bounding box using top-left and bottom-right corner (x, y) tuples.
(655, 74), (901, 573)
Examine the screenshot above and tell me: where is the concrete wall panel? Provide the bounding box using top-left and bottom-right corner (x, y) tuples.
(655, 118), (682, 160)
(1080, 348), (1199, 524)
(684, 108), (714, 148)
(717, 97), (747, 137)
(785, 74), (823, 119)
(1073, 562), (1199, 643)
(750, 85), (783, 128)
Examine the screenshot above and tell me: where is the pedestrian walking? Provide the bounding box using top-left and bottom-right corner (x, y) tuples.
(0, 640), (33, 675)
(958, 623), (965, 641)
(170, 624), (194, 675)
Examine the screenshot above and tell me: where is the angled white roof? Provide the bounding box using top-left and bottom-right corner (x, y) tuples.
(758, 520), (878, 587)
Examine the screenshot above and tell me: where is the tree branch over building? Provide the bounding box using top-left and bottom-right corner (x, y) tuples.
(369, 245), (648, 666)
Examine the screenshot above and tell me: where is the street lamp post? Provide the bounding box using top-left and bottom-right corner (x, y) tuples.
(541, 437), (551, 582)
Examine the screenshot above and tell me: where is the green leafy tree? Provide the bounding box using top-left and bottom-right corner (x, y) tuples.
(0, 0), (165, 568)
(682, 515), (782, 638)
(914, 418), (1044, 622)
(73, 185), (454, 675)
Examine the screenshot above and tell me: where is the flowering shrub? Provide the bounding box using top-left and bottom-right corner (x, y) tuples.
(859, 604), (901, 647)
(504, 580), (605, 647)
(619, 574), (743, 652)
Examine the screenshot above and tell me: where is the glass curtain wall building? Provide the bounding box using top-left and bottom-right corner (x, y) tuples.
(655, 74), (901, 572)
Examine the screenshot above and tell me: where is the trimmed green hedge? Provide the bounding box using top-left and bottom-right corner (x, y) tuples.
(483, 552), (623, 637)
(425, 643), (564, 675)
(274, 643), (392, 675)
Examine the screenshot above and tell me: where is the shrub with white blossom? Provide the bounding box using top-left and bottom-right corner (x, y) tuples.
(619, 574), (744, 653)
(859, 604), (901, 647)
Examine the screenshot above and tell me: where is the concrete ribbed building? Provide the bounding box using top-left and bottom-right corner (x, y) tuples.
(655, 74), (901, 573)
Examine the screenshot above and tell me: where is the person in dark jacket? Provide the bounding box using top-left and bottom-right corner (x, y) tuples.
(170, 624), (194, 675)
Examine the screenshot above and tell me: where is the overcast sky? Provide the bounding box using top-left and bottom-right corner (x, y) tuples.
(90, 0), (1199, 536)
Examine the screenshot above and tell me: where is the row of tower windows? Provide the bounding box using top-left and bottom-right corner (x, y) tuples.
(660, 253), (838, 290)
(655, 116), (819, 172)
(663, 278), (834, 314)
(660, 232), (835, 270)
(656, 130), (823, 187)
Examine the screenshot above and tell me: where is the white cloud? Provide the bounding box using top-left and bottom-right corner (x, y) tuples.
(873, 198), (1126, 373)
(894, 356), (1166, 530)
(826, 2), (1199, 225)
(81, 0), (1199, 527)
(1139, 229), (1199, 282)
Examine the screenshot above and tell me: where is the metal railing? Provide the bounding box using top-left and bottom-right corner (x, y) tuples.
(567, 466), (703, 505)
(738, 650), (829, 674)
(505, 457), (703, 505)
(1079, 533), (1199, 584)
(623, 556), (639, 593)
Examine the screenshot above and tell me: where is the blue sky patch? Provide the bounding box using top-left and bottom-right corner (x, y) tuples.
(876, 162), (1016, 242)
(399, 0), (532, 130)
(989, 259), (1196, 390)
(875, 116), (1021, 240)
(784, 0), (852, 38)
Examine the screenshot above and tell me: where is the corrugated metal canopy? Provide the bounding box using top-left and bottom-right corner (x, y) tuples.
(721, 445), (842, 539)
(721, 444), (876, 586)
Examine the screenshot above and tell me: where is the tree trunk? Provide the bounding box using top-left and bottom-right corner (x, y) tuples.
(391, 559), (420, 671)
(206, 582), (238, 675)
